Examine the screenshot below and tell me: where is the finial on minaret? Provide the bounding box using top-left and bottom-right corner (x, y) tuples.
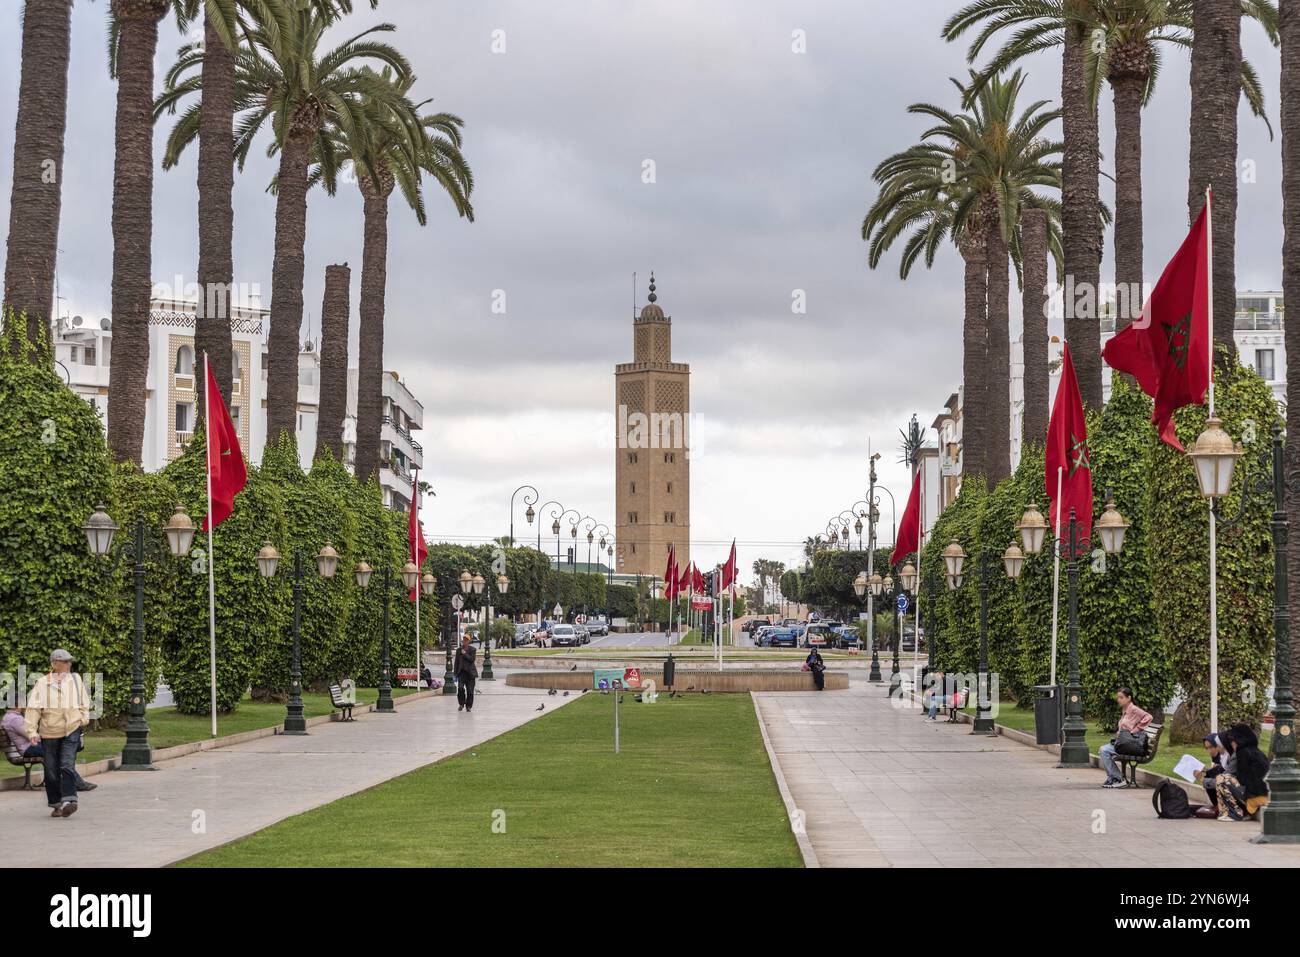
(648, 271), (657, 304)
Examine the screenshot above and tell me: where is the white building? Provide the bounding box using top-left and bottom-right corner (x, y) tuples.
(53, 297), (424, 511)
(1008, 290), (1286, 472)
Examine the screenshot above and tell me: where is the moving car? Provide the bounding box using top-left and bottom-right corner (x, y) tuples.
(743, 618), (771, 635)
(550, 624), (580, 647)
(574, 624), (590, 644)
(513, 623), (536, 647)
(586, 620), (609, 637)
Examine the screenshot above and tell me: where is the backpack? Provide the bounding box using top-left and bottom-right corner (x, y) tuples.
(1152, 780), (1192, 819)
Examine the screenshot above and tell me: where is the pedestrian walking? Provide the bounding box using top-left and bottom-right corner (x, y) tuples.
(3, 706), (95, 792)
(455, 633), (478, 712)
(24, 649), (90, 817)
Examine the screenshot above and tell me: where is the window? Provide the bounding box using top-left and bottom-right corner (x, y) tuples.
(630, 482), (636, 494)
(1256, 349), (1276, 381)
(631, 543), (637, 554)
(175, 402), (193, 435)
(629, 512), (639, 524)
(84, 345), (95, 366)
(664, 452), (675, 464)
(664, 512), (675, 524)
(174, 345), (194, 376)
(628, 452), (638, 464)
(666, 482), (672, 494)
(231, 407), (242, 434)
(1239, 297), (1271, 314)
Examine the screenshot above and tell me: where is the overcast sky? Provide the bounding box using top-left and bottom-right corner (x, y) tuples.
(0, 1), (1284, 580)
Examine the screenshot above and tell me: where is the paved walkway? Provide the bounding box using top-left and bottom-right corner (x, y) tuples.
(756, 678), (1300, 868)
(0, 677), (569, 867)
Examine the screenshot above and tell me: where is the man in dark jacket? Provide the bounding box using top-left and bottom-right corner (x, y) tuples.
(455, 634), (478, 712)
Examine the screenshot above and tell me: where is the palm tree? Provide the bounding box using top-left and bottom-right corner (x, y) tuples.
(105, 0), (177, 464)
(3, 0), (75, 361)
(156, 1), (380, 422)
(316, 262), (351, 460)
(1021, 206), (1052, 444)
(1189, 1), (1279, 360)
(327, 71), (473, 485)
(944, 1), (1277, 401)
(864, 71), (1065, 484)
(1283, 0), (1300, 745)
(223, 7), (414, 451)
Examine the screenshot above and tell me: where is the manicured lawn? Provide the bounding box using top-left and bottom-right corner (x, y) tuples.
(177, 692), (802, 868)
(2, 688), (418, 779)
(962, 702), (1270, 782)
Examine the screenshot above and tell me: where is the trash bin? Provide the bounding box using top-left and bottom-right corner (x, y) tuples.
(1033, 685), (1063, 745)
(663, 654), (676, 690)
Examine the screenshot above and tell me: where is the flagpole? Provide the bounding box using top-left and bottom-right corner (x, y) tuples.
(1205, 184), (1218, 732)
(1050, 466), (1064, 688)
(914, 459), (922, 705)
(204, 352), (218, 738)
(414, 471), (421, 698)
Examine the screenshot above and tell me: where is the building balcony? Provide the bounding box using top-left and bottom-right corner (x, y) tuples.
(1236, 312), (1283, 332)
(382, 414), (423, 460)
(382, 373), (424, 431)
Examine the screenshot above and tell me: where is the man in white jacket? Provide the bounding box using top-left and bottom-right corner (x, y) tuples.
(25, 649), (90, 817)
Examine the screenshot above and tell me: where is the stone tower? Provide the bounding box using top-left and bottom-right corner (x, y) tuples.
(614, 273), (690, 579)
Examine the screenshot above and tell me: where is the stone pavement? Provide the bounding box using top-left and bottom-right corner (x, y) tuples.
(0, 676), (569, 867)
(755, 678), (1300, 868)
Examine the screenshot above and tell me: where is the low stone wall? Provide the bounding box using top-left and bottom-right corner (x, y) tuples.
(505, 670), (847, 693)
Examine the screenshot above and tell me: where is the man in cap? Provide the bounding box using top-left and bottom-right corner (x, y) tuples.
(24, 649), (90, 817)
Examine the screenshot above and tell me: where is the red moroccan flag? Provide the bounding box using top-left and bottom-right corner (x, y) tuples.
(1101, 196), (1212, 450)
(1046, 343), (1093, 542)
(202, 357), (247, 532)
(720, 539), (737, 589)
(677, 560), (691, 596)
(692, 563), (704, 595)
(890, 472), (922, 568)
(407, 469), (428, 601)
(664, 545), (677, 600)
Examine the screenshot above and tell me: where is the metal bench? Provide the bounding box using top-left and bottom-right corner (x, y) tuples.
(2, 725), (41, 790)
(328, 683), (357, 722)
(1114, 722), (1164, 787)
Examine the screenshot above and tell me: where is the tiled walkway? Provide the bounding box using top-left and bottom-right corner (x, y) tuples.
(0, 678), (569, 867)
(755, 679), (1300, 868)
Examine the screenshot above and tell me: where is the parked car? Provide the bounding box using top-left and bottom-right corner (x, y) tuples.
(743, 618), (771, 635)
(574, 624), (590, 644)
(780, 618), (802, 628)
(753, 625), (775, 646)
(550, 624), (580, 647)
(803, 623), (837, 648)
(832, 625), (860, 649)
(765, 627), (800, 649)
(513, 623), (536, 647)
(900, 626), (925, 653)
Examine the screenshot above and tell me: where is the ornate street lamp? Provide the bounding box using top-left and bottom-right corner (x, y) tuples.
(1017, 494), (1128, 766)
(256, 540), (341, 734)
(943, 538), (1015, 736)
(83, 503), (193, 767)
(355, 559), (408, 713)
(511, 485), (539, 548)
(479, 571), (508, 681)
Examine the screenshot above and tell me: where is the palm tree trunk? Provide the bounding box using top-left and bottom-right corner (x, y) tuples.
(265, 132), (313, 451)
(354, 183), (392, 487)
(959, 231), (988, 481)
(1111, 68), (1146, 334)
(106, 3), (166, 465)
(316, 263), (351, 461)
(3, 0), (74, 361)
(985, 215), (1011, 484)
(1062, 4), (1104, 410)
(1189, 0), (1242, 362)
(1280, 0), (1300, 727)
(1020, 208), (1050, 447)
(194, 14), (236, 421)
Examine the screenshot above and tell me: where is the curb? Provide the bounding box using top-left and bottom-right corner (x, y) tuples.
(2, 690), (438, 793)
(751, 691), (819, 869)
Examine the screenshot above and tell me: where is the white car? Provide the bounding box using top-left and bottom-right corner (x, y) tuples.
(550, 624), (580, 647)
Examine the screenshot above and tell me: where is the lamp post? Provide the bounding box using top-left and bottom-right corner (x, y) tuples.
(256, 539), (341, 734)
(479, 570), (509, 681)
(511, 485), (539, 548)
(353, 560), (422, 712)
(1187, 424), (1300, 842)
(1016, 495), (1128, 765)
(444, 573), (471, 694)
(864, 453), (883, 682)
(83, 504), (195, 768)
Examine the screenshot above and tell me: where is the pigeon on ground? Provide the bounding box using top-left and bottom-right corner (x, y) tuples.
(702, 689), (712, 695)
(570, 664), (578, 671)
(686, 684), (696, 692)
(634, 694), (644, 703)
(547, 688), (557, 696)
(581, 688), (589, 694)
(535, 704), (545, 712)
(563, 691), (570, 697)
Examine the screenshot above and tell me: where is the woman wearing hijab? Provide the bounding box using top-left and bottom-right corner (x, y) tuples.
(1214, 724), (1270, 822)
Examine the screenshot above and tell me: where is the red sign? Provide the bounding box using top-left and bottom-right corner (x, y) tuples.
(691, 598), (711, 611)
(396, 668), (420, 688)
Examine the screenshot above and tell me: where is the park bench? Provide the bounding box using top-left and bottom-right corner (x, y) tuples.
(1113, 722), (1164, 788)
(328, 682), (358, 722)
(2, 725), (41, 790)
(947, 689), (969, 723)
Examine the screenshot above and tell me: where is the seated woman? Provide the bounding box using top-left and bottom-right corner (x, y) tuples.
(1098, 687), (1153, 789)
(805, 648), (826, 691)
(1195, 731), (1232, 810)
(1214, 724), (1270, 822)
